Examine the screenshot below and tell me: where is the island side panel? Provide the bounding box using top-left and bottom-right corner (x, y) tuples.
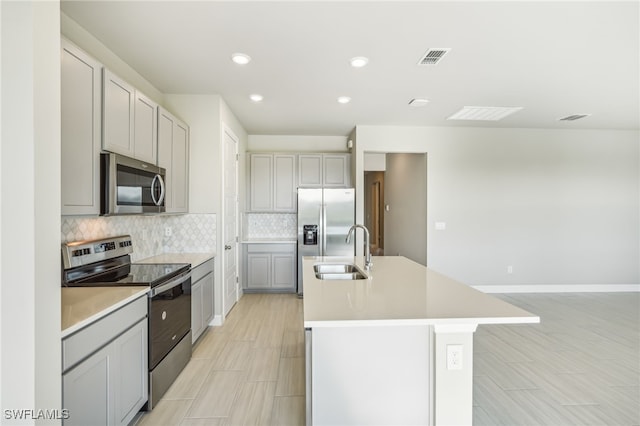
(433, 324), (477, 426)
(310, 325), (431, 426)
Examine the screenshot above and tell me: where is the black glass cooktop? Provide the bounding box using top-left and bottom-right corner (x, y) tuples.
(64, 256), (190, 288)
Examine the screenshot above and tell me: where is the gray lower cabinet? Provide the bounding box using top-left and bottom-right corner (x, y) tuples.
(191, 259), (215, 343)
(244, 244), (296, 292)
(62, 296), (148, 426)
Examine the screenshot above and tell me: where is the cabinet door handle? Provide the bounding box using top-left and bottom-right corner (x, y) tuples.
(225, 245), (232, 250)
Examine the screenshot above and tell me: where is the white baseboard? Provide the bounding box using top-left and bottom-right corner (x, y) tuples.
(472, 284), (640, 293)
(209, 314), (223, 326)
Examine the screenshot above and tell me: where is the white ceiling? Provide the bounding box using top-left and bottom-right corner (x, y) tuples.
(61, 1), (639, 136)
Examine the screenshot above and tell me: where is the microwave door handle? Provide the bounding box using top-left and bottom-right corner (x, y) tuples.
(157, 174), (166, 205)
(151, 174), (166, 206)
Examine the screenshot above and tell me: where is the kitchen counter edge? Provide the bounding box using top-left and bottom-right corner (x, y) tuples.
(62, 287), (149, 339)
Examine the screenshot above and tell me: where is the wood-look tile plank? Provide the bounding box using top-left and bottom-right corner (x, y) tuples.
(280, 330), (305, 358)
(180, 418), (225, 426)
(187, 370), (245, 418)
(138, 399), (192, 426)
(192, 330), (230, 360)
(213, 340), (255, 371)
(162, 358), (214, 400)
(275, 357), (305, 397)
(247, 347), (281, 382)
(224, 381), (276, 426)
(271, 396), (305, 426)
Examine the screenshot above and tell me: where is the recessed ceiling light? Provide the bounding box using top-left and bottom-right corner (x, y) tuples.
(337, 96), (351, 104)
(409, 98), (430, 107)
(350, 57), (369, 68)
(249, 94), (263, 102)
(231, 53), (251, 65)
(447, 106), (523, 121)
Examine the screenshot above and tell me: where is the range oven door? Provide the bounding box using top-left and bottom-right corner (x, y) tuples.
(148, 272), (191, 370)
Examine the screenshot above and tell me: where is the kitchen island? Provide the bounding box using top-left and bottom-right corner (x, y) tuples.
(303, 256), (539, 426)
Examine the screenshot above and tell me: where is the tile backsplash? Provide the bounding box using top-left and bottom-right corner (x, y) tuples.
(243, 213), (297, 240)
(61, 214), (216, 261)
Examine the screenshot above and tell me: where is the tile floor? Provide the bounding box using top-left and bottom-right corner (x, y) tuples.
(136, 292), (639, 426)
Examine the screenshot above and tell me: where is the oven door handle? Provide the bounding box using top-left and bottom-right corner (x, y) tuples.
(149, 271), (192, 297)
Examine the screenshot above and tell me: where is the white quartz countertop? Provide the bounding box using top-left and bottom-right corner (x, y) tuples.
(303, 256), (540, 328)
(62, 286), (149, 338)
(240, 239), (296, 244)
(136, 252), (215, 268)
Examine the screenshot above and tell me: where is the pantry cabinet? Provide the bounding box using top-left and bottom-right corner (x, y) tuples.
(61, 39), (102, 216)
(103, 68), (158, 163)
(62, 296), (148, 426)
(158, 107), (189, 213)
(191, 259), (215, 343)
(298, 153), (351, 188)
(248, 154), (296, 212)
(244, 243), (296, 292)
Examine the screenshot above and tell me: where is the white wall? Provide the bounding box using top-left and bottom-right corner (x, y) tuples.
(354, 125), (640, 288)
(1, 1), (61, 423)
(248, 135), (348, 152)
(165, 95), (248, 320)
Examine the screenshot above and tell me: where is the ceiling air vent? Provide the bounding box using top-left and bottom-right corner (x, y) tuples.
(559, 114), (590, 121)
(409, 98), (430, 107)
(418, 48), (451, 65)
(448, 106), (523, 121)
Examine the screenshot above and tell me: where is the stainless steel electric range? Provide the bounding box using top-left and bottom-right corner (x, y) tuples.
(62, 235), (192, 410)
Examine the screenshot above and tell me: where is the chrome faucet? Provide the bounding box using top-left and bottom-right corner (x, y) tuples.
(346, 224), (372, 270)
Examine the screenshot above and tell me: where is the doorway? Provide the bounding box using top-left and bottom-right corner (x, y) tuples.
(222, 126), (239, 317)
(363, 152), (427, 266)
(364, 171), (385, 255)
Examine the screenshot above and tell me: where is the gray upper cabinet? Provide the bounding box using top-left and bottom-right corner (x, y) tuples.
(158, 107), (189, 213)
(249, 154), (273, 211)
(133, 92), (158, 164)
(249, 153), (296, 212)
(103, 68), (158, 164)
(298, 154), (323, 187)
(298, 153), (351, 188)
(103, 69), (135, 158)
(322, 154), (351, 187)
(274, 155), (296, 211)
(61, 39), (102, 216)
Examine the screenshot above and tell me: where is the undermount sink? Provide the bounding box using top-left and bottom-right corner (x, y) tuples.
(314, 264), (367, 280)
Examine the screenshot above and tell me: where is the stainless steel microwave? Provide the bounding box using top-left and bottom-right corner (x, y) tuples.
(100, 153), (166, 215)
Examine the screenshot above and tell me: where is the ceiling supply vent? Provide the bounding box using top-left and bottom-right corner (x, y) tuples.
(447, 106), (523, 121)
(408, 98), (430, 107)
(417, 48), (451, 65)
(559, 114), (590, 121)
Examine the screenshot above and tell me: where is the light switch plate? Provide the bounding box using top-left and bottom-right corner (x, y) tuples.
(435, 222), (446, 231)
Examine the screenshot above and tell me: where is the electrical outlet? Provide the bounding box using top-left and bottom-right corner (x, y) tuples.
(447, 344), (463, 370)
(165, 227), (172, 237)
(507, 265), (513, 274)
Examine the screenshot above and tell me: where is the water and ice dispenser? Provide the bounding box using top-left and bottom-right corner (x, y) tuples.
(303, 225), (318, 245)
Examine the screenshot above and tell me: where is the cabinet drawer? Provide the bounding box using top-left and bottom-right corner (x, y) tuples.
(192, 258), (214, 283)
(246, 243), (296, 254)
(63, 296), (147, 372)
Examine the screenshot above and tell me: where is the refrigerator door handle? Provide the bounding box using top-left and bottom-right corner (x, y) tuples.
(322, 203), (328, 256)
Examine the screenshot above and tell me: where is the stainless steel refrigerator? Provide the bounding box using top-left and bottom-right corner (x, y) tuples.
(297, 188), (355, 295)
